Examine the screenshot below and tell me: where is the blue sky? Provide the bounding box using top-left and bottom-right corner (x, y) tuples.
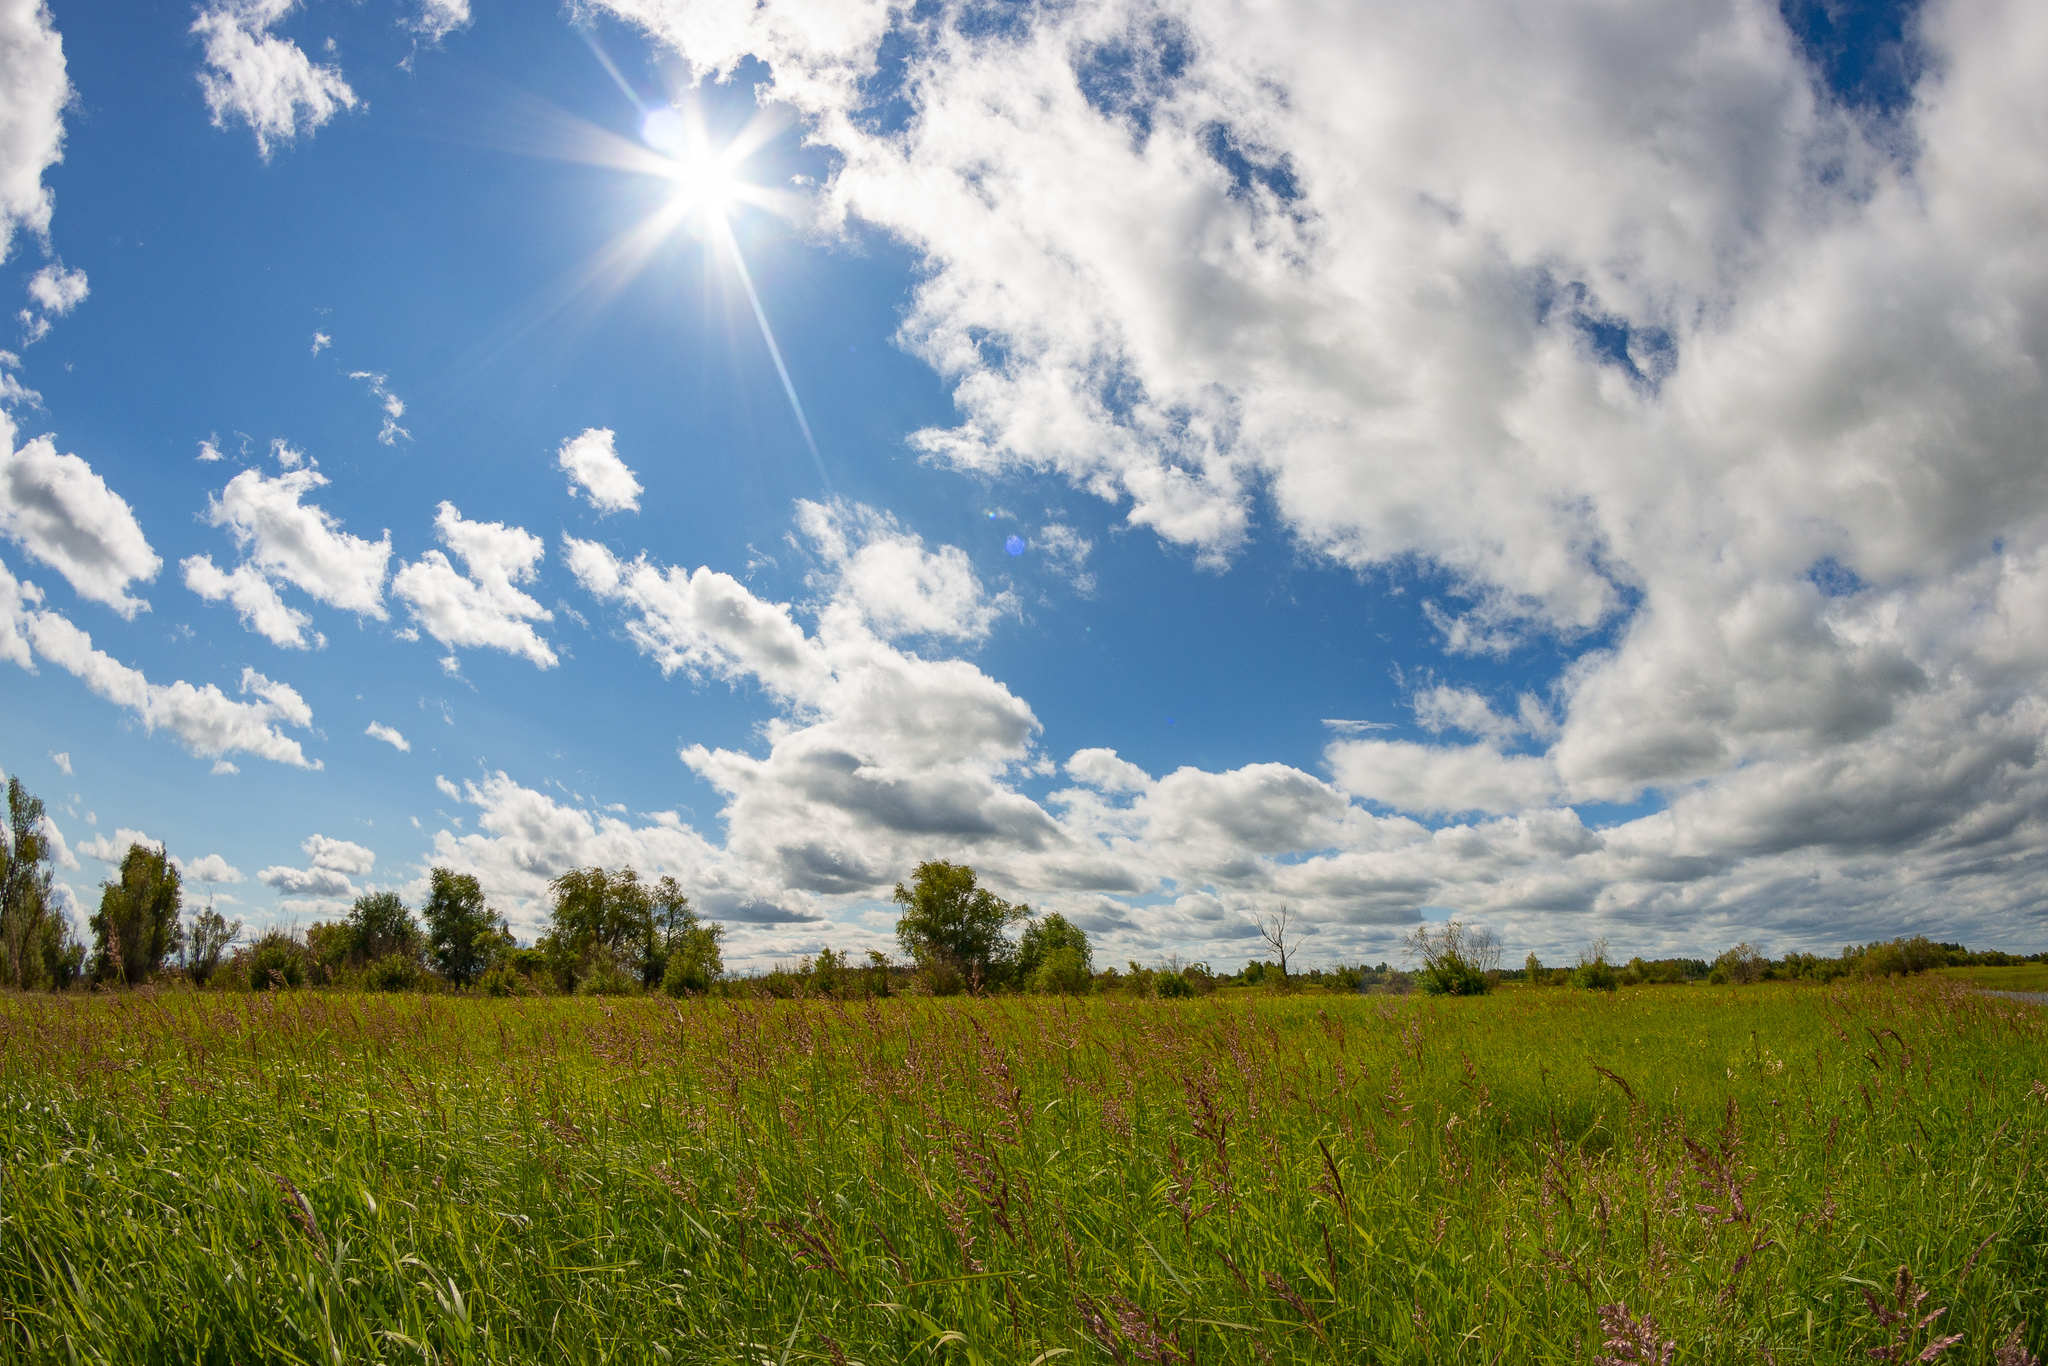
(3, 0), (2044, 969)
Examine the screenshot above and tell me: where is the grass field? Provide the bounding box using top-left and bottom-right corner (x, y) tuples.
(0, 979), (2042, 1364)
(1934, 964), (2048, 994)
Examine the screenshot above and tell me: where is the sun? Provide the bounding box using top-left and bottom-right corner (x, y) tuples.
(640, 104), (742, 215)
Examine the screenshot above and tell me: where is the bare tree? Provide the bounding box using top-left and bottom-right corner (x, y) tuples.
(1255, 904), (1293, 980)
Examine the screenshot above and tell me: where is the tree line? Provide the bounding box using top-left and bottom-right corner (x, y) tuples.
(6, 769), (2038, 997)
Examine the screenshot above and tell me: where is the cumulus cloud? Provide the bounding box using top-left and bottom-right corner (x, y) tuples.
(79, 827), (159, 863)
(556, 427), (642, 514)
(0, 412), (159, 616)
(794, 497), (1016, 641)
(24, 261), (83, 314)
(37, 813), (75, 869)
(392, 502), (556, 668)
(365, 720), (408, 751)
(427, 770), (814, 939)
(302, 833), (373, 874)
(0, 574), (320, 768)
(257, 863), (354, 897)
(543, 0), (2048, 955)
(197, 466), (390, 628)
(180, 853), (244, 883)
(348, 371), (409, 446)
(310, 331), (329, 355)
(0, 0), (67, 265)
(192, 0), (357, 159)
(182, 555), (319, 648)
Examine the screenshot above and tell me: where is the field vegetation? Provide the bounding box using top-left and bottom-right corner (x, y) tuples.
(2, 775), (2046, 1361)
(0, 978), (2043, 1363)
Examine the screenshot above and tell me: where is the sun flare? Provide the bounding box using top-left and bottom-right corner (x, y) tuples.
(640, 104), (743, 215)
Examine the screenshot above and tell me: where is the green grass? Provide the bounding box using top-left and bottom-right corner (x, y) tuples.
(1935, 964), (2048, 993)
(0, 980), (2042, 1364)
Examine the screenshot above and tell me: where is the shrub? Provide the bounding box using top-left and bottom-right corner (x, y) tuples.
(576, 944), (640, 997)
(1031, 944), (1092, 995)
(1573, 959), (1620, 992)
(1405, 921), (1499, 996)
(477, 962), (524, 997)
(1710, 942), (1769, 985)
(1154, 970), (1193, 999)
(243, 929), (307, 990)
(364, 951), (422, 992)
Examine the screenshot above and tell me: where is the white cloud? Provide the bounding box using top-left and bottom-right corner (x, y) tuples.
(310, 331), (330, 355)
(38, 813), (75, 869)
(211, 759), (239, 775)
(348, 371), (409, 445)
(47, 748), (66, 774)
(181, 554), (320, 648)
(24, 261), (83, 315)
(391, 502), (556, 668)
(794, 496), (1016, 641)
(2, 582), (320, 767)
(0, 0), (67, 265)
(200, 466), (390, 619)
(1033, 522), (1095, 594)
(196, 438), (224, 462)
(0, 553), (40, 668)
(1326, 738), (1562, 816)
(0, 412), (160, 617)
(302, 833), (373, 874)
(402, 0), (470, 55)
(553, 0), (2048, 956)
(79, 827), (156, 863)
(1066, 747), (1150, 793)
(192, 0), (357, 159)
(180, 853), (244, 883)
(257, 863), (354, 897)
(365, 720), (408, 751)
(0, 349), (38, 407)
(556, 427), (642, 514)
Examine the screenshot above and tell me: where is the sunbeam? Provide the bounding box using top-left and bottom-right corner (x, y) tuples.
(711, 210), (830, 490)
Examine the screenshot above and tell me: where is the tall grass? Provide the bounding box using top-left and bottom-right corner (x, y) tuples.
(0, 979), (2041, 1363)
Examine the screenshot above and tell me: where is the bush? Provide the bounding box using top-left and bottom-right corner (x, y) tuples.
(1405, 922), (1499, 996)
(1031, 943), (1091, 995)
(243, 929), (306, 990)
(1710, 942), (1769, 985)
(576, 944), (640, 997)
(364, 952), (422, 992)
(1572, 959), (1620, 992)
(477, 962), (524, 997)
(1154, 970), (1193, 999)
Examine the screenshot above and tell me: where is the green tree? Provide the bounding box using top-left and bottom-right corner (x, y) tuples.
(652, 877), (724, 996)
(181, 905), (241, 987)
(891, 861), (1025, 993)
(348, 890), (423, 964)
(1016, 912), (1092, 994)
(1, 776), (59, 988)
(541, 866), (658, 991)
(92, 843), (183, 985)
(422, 867), (510, 987)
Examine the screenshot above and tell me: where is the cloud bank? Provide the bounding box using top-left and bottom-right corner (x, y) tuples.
(403, 0), (2048, 960)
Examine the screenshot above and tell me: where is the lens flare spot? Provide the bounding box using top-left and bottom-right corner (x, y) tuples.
(1005, 535), (1025, 555)
(640, 106), (687, 157)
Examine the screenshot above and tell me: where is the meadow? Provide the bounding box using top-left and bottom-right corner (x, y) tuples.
(0, 978), (2041, 1364)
